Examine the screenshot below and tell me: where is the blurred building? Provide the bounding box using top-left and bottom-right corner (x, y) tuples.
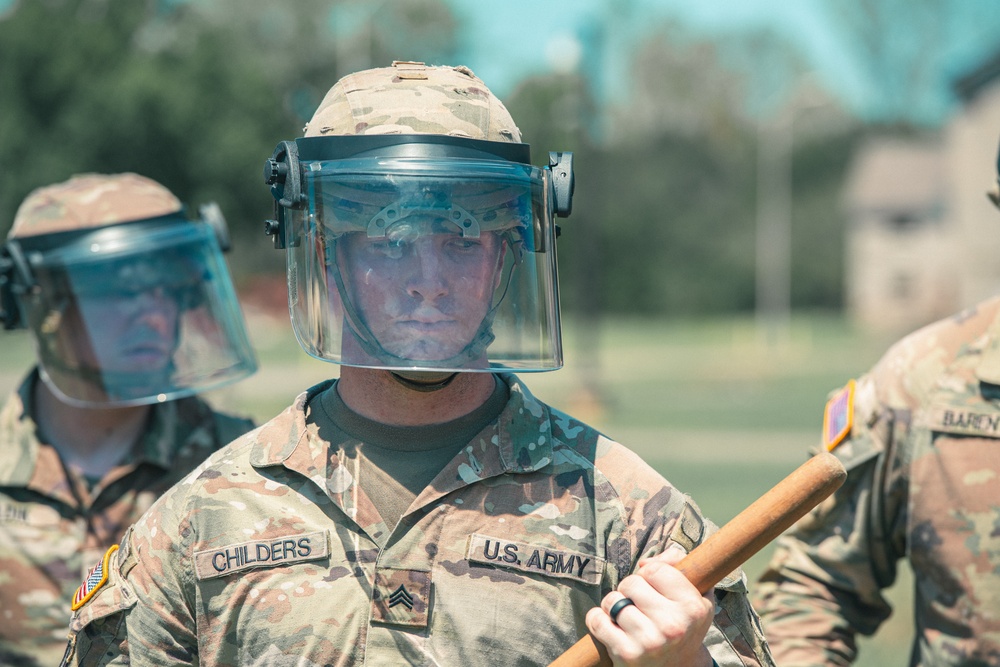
(843, 51), (1000, 335)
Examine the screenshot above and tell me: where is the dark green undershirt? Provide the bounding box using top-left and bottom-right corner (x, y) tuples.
(313, 376), (509, 529)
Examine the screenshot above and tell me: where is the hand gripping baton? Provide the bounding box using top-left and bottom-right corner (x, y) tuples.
(547, 451), (847, 667)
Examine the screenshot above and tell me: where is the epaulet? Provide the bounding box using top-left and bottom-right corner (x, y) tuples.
(822, 379), (856, 452)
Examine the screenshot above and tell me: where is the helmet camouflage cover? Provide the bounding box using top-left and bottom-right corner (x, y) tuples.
(10, 173), (182, 239)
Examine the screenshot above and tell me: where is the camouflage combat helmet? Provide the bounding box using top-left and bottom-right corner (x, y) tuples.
(304, 61), (522, 142)
(9, 173), (182, 239)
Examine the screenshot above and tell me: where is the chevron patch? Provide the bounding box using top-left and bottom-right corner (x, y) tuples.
(388, 584), (414, 610)
(71, 545), (118, 611)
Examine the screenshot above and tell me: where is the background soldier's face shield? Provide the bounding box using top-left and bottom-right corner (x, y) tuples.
(285, 156), (563, 372)
(12, 219), (257, 406)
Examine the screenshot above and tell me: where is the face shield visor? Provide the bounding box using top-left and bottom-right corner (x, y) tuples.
(1, 216), (257, 407)
(265, 136), (574, 373)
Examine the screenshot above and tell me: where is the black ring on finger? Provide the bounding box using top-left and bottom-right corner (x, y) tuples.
(609, 597), (635, 624)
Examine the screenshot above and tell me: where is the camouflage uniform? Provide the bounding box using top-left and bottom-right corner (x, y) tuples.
(65, 375), (772, 666)
(0, 370), (254, 667)
(755, 296), (1000, 666)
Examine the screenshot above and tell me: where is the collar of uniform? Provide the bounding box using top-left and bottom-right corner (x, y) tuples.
(0, 368), (191, 489)
(491, 373), (554, 473)
(398, 374), (552, 514)
(132, 399), (182, 470)
(973, 298), (1000, 385)
(248, 379), (334, 472)
(247, 376), (554, 500)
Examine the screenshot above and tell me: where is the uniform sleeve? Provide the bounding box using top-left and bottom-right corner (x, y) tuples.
(118, 493), (201, 665)
(61, 544), (132, 667)
(65, 491), (201, 666)
(630, 483), (774, 667)
(753, 376), (909, 666)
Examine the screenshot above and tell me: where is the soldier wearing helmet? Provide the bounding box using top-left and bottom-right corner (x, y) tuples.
(754, 141), (1000, 665)
(64, 64), (772, 667)
(0, 173), (258, 666)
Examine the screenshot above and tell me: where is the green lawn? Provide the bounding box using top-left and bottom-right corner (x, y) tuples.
(0, 313), (915, 664)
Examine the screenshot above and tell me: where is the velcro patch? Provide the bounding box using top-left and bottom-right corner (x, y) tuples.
(466, 534), (604, 585)
(372, 568), (431, 628)
(823, 380), (856, 451)
(193, 531), (328, 580)
(72, 545), (118, 611)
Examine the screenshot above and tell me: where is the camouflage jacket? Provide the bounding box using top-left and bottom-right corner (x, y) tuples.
(0, 369), (254, 667)
(65, 374), (772, 667)
(755, 296), (1000, 666)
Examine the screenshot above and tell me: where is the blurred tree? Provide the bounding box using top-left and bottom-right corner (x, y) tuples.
(0, 0), (458, 280)
(505, 72), (599, 316)
(502, 20), (862, 318)
(820, 0), (1000, 124)
(331, 0), (457, 75)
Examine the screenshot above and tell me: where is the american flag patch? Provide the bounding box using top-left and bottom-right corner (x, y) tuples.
(823, 380), (856, 451)
(71, 544), (118, 611)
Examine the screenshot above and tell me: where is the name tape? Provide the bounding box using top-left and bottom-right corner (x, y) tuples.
(466, 533), (604, 585)
(194, 531), (328, 580)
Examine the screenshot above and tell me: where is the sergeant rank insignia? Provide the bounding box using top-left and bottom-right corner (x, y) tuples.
(823, 379), (856, 451)
(71, 544), (118, 611)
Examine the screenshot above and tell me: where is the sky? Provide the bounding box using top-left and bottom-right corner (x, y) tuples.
(445, 0), (848, 102)
(443, 0), (1000, 124)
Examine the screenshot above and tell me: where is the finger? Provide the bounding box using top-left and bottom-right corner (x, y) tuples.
(592, 592), (660, 661)
(608, 597), (636, 625)
(600, 591), (638, 622)
(621, 564), (716, 643)
(635, 559), (711, 609)
(637, 541), (687, 569)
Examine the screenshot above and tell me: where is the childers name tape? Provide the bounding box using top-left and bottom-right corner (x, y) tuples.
(193, 531), (329, 580)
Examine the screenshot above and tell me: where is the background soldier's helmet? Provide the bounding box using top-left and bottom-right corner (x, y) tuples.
(1, 173), (257, 406)
(265, 62), (574, 373)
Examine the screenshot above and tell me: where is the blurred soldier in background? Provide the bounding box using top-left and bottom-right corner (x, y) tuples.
(0, 173), (258, 666)
(64, 63), (773, 667)
(754, 145), (1000, 665)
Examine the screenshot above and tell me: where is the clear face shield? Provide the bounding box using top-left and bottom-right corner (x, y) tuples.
(0, 216), (258, 407)
(264, 136), (575, 373)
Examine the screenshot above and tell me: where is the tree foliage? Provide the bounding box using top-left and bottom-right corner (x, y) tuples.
(1, 1), (859, 315)
(0, 0), (457, 276)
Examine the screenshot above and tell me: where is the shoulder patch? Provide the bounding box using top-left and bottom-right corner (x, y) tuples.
(823, 380), (856, 451)
(72, 544), (118, 611)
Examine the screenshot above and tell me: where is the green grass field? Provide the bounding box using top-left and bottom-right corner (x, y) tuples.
(0, 313), (915, 664)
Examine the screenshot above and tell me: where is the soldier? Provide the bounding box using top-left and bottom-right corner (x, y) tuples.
(754, 146), (1000, 665)
(64, 63), (773, 666)
(0, 173), (258, 666)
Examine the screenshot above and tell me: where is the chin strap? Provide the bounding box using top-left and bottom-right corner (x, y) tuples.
(389, 371), (459, 392)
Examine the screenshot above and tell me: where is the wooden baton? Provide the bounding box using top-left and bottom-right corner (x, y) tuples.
(547, 451), (847, 667)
